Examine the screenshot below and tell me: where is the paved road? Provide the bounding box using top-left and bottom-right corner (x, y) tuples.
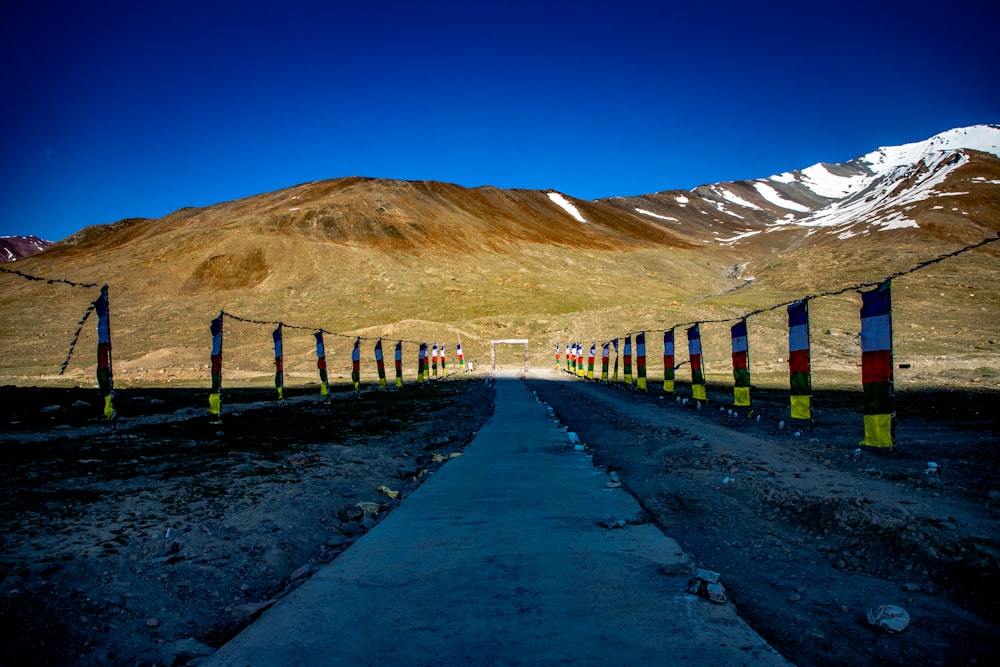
(203, 372), (790, 666)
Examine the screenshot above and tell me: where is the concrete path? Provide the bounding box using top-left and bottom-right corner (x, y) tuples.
(203, 372), (790, 666)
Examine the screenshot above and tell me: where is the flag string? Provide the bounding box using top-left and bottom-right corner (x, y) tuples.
(597, 234), (999, 345)
(220, 311), (452, 347)
(0, 266), (100, 288)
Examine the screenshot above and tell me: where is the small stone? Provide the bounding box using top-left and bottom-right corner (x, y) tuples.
(337, 503), (364, 522)
(867, 604), (910, 633)
(145, 617), (160, 628)
(787, 592), (802, 602)
(706, 582), (727, 604)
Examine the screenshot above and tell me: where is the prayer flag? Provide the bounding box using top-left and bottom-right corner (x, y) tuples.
(457, 340), (465, 370)
(94, 285), (116, 420)
(663, 329), (675, 393)
(731, 319), (751, 407)
(431, 344), (439, 378)
(860, 281), (894, 449)
(314, 331), (329, 396)
(273, 325), (284, 401)
(612, 338), (619, 382)
(635, 331), (647, 390)
(623, 334), (633, 386)
(564, 343), (571, 372)
(688, 324), (706, 402)
(555, 342), (561, 370)
(351, 337), (361, 392)
(587, 344), (596, 380)
(375, 339), (387, 389)
(577, 343), (585, 378)
(419, 343), (428, 383)
(441, 343), (447, 376)
(787, 300), (812, 420)
(208, 313), (223, 415)
(394, 341), (403, 387)
(601, 343), (610, 382)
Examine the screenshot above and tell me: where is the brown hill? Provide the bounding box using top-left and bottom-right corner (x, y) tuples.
(1, 137), (998, 391)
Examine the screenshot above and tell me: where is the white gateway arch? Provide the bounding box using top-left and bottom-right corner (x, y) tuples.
(490, 339), (529, 372)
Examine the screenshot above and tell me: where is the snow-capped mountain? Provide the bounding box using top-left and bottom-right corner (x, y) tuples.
(609, 124), (1000, 247)
(756, 124), (1000, 240)
(0, 235), (53, 263)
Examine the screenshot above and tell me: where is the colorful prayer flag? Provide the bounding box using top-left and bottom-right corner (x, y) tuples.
(418, 343), (428, 383)
(787, 300), (812, 420)
(273, 324), (284, 401)
(601, 343), (610, 382)
(314, 331), (329, 396)
(351, 337), (361, 392)
(731, 319), (751, 407)
(375, 338), (387, 389)
(564, 343), (571, 373)
(457, 339), (465, 370)
(635, 331), (647, 390)
(688, 324), (706, 402)
(208, 313), (223, 415)
(555, 342), (561, 370)
(860, 280), (894, 449)
(576, 343), (585, 378)
(623, 334), (633, 386)
(587, 344), (596, 380)
(94, 285), (116, 420)
(394, 341), (403, 387)
(440, 343), (447, 376)
(663, 329), (675, 394)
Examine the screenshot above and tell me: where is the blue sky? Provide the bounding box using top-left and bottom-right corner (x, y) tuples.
(2, 0), (997, 241)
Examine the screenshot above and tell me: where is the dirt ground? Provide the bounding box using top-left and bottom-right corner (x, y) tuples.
(0, 378), (495, 667)
(526, 371), (999, 666)
(1, 370), (998, 667)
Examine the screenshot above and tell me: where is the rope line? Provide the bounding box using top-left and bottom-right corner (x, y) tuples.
(0, 266), (100, 288)
(221, 311), (451, 346)
(600, 235), (1000, 344)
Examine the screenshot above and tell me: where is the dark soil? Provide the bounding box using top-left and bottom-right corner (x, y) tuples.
(526, 373), (1000, 667)
(3, 371), (998, 666)
(0, 379), (495, 667)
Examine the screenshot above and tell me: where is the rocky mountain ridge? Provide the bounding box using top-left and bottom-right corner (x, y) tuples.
(0, 235), (53, 263)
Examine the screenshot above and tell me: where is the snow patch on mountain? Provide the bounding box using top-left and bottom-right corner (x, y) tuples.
(636, 208), (677, 221)
(798, 164), (869, 198)
(752, 183), (811, 212)
(547, 192), (587, 223)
